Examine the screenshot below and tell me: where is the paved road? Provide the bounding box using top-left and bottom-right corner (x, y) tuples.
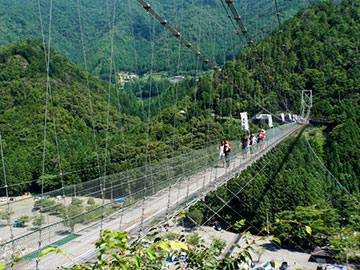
(13, 124), (300, 270)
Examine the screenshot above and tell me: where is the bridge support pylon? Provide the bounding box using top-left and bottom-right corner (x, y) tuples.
(301, 90), (312, 122)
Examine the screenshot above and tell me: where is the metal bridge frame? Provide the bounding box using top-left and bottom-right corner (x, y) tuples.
(301, 90), (312, 122)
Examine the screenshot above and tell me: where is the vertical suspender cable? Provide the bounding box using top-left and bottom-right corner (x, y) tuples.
(37, 0), (69, 233)
(38, 0), (68, 232)
(172, 0), (186, 211)
(76, 0), (101, 178)
(101, 0), (117, 233)
(0, 133), (14, 255)
(139, 3), (156, 238)
(127, 0), (150, 234)
(135, 0), (285, 127)
(36, 1), (53, 269)
(76, 0), (103, 233)
(106, 0), (132, 229)
(224, 0), (291, 115)
(274, 0), (281, 28)
(187, 0), (202, 201)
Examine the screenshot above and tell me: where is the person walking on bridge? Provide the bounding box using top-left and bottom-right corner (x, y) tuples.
(224, 139), (231, 168)
(257, 129), (267, 149)
(239, 133), (249, 159)
(217, 140), (225, 167)
(249, 133), (256, 154)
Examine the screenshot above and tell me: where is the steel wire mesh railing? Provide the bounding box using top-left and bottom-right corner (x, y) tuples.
(0, 123), (300, 263)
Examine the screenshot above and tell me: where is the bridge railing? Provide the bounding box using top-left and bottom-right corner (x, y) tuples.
(0, 123), (299, 261)
(136, 122), (301, 238)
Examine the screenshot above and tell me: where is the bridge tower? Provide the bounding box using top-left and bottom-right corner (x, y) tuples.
(301, 90), (312, 122)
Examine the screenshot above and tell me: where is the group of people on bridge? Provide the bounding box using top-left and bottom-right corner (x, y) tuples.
(217, 129), (267, 168)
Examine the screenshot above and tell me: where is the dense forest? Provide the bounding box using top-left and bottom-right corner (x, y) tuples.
(0, 39), (243, 195)
(0, 0), (324, 79)
(184, 0), (360, 260)
(0, 0), (359, 264)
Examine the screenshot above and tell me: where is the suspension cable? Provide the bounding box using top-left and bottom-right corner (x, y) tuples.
(135, 0), (286, 123)
(224, 0), (291, 114)
(139, 2), (157, 238)
(76, 0), (102, 178)
(274, 0), (281, 28)
(0, 132), (14, 255)
(36, 0), (53, 269)
(304, 137), (360, 206)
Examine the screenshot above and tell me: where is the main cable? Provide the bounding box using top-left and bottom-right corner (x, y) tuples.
(224, 0), (291, 115)
(135, 0), (285, 123)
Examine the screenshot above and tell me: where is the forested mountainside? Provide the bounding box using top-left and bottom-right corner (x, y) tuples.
(0, 39), (144, 194)
(0, 0), (359, 200)
(0, 39), (238, 195)
(186, 0), (360, 190)
(184, 0), (360, 259)
(0, 0), (324, 79)
(0, 0), (359, 262)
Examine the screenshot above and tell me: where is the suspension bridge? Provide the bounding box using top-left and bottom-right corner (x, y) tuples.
(2, 122), (301, 269)
(1, 0), (359, 269)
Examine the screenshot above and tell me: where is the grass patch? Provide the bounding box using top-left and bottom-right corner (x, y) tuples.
(22, 233), (80, 260)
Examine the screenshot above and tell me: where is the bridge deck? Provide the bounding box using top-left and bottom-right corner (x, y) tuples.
(3, 123), (302, 270)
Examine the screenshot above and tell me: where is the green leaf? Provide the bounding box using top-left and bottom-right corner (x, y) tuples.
(272, 237), (281, 245)
(305, 226), (312, 235)
(0, 262), (6, 270)
(157, 241), (170, 252)
(145, 248), (156, 260)
(40, 247), (57, 257)
(134, 255), (141, 267)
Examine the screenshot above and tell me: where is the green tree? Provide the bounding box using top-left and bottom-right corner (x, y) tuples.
(32, 216), (46, 227)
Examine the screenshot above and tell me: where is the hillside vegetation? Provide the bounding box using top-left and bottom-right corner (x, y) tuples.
(0, 0), (359, 264)
(0, 39), (239, 195)
(0, 0), (324, 79)
(185, 0), (360, 259)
